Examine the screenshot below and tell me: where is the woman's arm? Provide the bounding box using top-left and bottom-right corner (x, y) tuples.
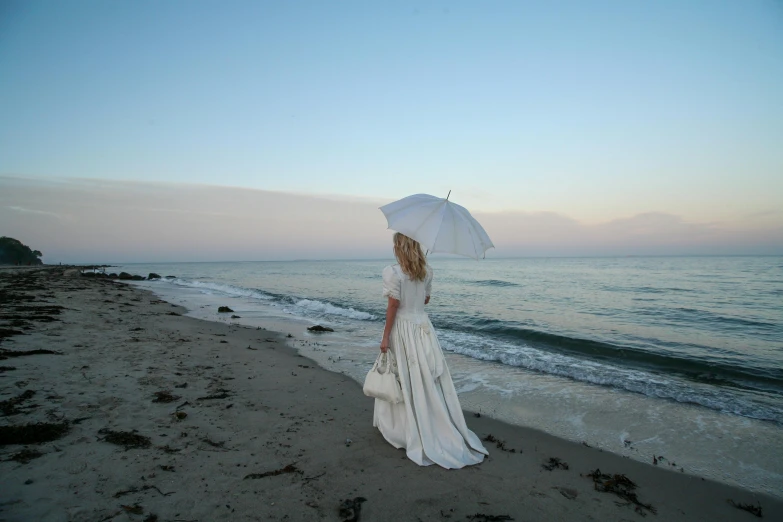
(379, 296), (400, 353)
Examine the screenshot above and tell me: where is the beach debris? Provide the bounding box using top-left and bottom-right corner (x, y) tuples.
(114, 485), (173, 498)
(143, 515), (158, 522)
(308, 325), (334, 332)
(584, 469), (656, 515)
(0, 348), (61, 360)
(727, 499), (763, 518)
(0, 421), (70, 446)
(1, 389), (36, 416)
(338, 496), (367, 522)
(244, 463), (301, 480)
(152, 391), (180, 403)
(345, 438), (352, 447)
(196, 389), (232, 401)
(174, 382), (188, 388)
(0, 366), (17, 373)
(466, 514), (513, 521)
(231, 314), (241, 319)
(98, 428), (152, 450)
(286, 334), (293, 338)
(5, 448), (44, 463)
(167, 311), (181, 316)
(201, 437), (225, 448)
(541, 457), (569, 471)
(121, 504), (144, 515)
(173, 411), (188, 420)
(482, 434), (517, 453)
(555, 487), (578, 500)
(159, 444), (180, 453)
(218, 306), (234, 313)
(159, 465), (175, 472)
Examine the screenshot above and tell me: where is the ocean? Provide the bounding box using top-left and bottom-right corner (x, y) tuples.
(116, 256), (783, 497)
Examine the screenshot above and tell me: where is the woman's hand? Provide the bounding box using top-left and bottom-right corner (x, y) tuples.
(380, 336), (390, 353)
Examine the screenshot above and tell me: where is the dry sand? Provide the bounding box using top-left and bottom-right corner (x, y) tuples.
(1, 266), (780, 521)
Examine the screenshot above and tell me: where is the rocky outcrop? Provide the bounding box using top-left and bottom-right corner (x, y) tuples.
(218, 306), (234, 313)
(118, 272), (133, 280)
(148, 273), (161, 280)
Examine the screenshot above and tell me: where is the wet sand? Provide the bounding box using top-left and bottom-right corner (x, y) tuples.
(1, 266), (780, 521)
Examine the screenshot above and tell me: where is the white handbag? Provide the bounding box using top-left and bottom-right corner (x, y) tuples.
(363, 351), (404, 404)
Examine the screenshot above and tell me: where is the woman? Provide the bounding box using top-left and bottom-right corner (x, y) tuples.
(373, 233), (488, 469)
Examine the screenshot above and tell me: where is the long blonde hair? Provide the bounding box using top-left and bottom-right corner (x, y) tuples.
(393, 233), (428, 281)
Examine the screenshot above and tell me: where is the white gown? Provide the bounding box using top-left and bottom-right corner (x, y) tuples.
(373, 264), (488, 469)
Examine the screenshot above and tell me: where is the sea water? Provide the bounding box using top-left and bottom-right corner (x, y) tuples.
(116, 256), (783, 497)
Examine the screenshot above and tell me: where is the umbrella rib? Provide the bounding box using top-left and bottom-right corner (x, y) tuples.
(412, 200), (447, 250)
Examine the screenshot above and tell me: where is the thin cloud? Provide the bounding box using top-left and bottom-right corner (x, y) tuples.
(6, 206), (61, 219)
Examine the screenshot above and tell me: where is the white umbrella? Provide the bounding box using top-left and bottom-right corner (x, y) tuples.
(380, 192), (495, 259)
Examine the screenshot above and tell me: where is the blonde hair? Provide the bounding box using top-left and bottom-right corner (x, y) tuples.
(393, 233), (428, 281)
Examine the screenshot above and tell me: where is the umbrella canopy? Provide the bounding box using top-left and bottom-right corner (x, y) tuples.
(380, 193), (494, 259)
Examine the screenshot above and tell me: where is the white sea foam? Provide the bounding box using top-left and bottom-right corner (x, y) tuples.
(158, 278), (274, 301)
(292, 299), (377, 321)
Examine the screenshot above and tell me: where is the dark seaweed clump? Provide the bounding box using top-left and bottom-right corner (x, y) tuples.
(244, 463), (301, 480)
(585, 469), (656, 515)
(0, 389), (36, 416)
(0, 421), (70, 446)
(727, 500), (763, 518)
(98, 428), (151, 450)
(152, 391), (180, 403)
(0, 348), (61, 360)
(482, 433), (517, 453)
(5, 448), (44, 463)
(541, 457), (569, 471)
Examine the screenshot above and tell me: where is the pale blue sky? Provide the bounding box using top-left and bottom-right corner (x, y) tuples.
(1, 1), (782, 260)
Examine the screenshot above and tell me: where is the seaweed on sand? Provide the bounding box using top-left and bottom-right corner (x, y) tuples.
(244, 463), (301, 480)
(585, 469), (656, 515)
(152, 391), (180, 403)
(0, 421), (70, 446)
(482, 434), (518, 453)
(0, 366), (16, 373)
(5, 448), (44, 463)
(113, 485), (173, 498)
(338, 497), (367, 522)
(0, 389), (36, 416)
(0, 348), (61, 360)
(98, 428), (152, 450)
(541, 457), (569, 471)
(196, 389), (232, 401)
(466, 515), (514, 521)
(727, 500), (763, 518)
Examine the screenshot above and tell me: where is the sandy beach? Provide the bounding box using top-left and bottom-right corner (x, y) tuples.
(1, 266), (780, 522)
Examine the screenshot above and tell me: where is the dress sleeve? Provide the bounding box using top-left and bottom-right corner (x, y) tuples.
(425, 266), (433, 297)
(382, 265), (401, 300)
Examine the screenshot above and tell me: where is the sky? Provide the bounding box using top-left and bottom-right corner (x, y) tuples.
(1, 0), (782, 262)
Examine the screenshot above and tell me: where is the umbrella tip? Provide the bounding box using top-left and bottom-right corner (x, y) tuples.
(446, 190), (451, 201)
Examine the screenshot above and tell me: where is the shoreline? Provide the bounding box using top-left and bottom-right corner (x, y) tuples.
(1, 266), (781, 521)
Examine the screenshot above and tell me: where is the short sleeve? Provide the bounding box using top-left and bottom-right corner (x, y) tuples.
(382, 265), (400, 300)
(425, 266), (433, 297)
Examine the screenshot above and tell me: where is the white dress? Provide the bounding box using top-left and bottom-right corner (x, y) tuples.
(373, 264), (488, 469)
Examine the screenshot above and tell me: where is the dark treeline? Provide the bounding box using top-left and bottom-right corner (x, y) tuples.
(0, 236), (43, 265)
